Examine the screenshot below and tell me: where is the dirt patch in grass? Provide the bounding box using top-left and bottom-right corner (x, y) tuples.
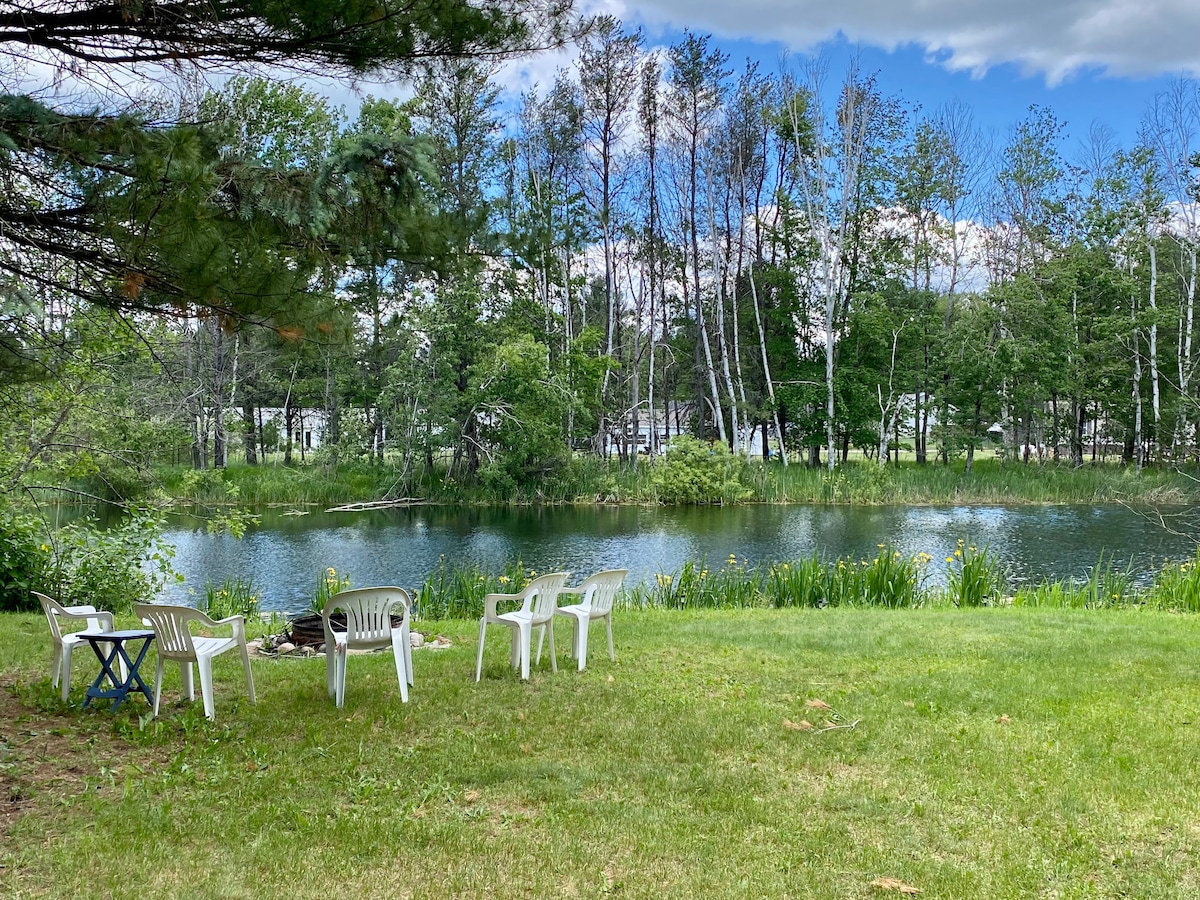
(0, 678), (169, 843)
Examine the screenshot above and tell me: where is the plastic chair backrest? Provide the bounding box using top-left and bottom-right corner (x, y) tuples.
(35, 590), (106, 640)
(581, 570), (627, 615)
(527, 572), (570, 624)
(323, 587), (409, 650)
(137, 604), (200, 659)
(35, 591), (66, 642)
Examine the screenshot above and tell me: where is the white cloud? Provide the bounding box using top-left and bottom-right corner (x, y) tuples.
(614, 0), (1200, 85)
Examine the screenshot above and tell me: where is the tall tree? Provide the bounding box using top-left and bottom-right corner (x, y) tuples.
(578, 16), (641, 455)
(666, 31), (730, 443)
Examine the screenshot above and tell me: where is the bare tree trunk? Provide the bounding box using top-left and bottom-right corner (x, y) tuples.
(1148, 241), (1161, 461)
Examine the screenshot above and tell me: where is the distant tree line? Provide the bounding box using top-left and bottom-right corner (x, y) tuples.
(5, 10), (1200, 505)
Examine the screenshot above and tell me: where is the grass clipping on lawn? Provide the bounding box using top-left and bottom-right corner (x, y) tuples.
(2, 606), (1200, 899)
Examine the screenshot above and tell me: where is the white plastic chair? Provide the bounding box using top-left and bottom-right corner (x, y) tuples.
(34, 590), (122, 702)
(554, 570), (627, 671)
(135, 603), (256, 720)
(322, 587), (413, 708)
(475, 572), (569, 682)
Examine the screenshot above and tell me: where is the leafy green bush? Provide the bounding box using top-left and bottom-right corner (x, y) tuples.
(650, 436), (752, 505)
(0, 505), (50, 612)
(45, 508), (179, 615)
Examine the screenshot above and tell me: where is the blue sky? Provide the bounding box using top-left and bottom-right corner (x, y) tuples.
(505, 0), (1200, 156)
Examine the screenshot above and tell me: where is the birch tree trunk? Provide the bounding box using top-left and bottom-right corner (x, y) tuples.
(1148, 241), (1161, 458)
(783, 59), (876, 471)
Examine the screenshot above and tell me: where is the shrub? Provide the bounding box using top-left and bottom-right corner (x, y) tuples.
(0, 504), (50, 612)
(44, 508), (179, 615)
(650, 436), (752, 505)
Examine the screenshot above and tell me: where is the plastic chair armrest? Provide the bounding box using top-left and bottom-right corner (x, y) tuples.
(59, 608), (115, 630)
(212, 614), (247, 640)
(484, 592), (519, 619)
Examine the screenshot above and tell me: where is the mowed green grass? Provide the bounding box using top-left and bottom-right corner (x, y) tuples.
(3, 608), (1200, 899)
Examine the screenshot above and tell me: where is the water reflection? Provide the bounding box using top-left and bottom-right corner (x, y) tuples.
(159, 503), (1200, 616)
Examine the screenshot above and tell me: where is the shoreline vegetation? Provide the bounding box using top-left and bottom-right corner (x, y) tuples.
(196, 538), (1200, 629)
(149, 453), (1200, 509)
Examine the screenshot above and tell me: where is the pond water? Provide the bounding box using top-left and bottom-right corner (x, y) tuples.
(159, 503), (1199, 616)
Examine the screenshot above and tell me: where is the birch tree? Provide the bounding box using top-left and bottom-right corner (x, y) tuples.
(666, 31), (731, 444)
(781, 58), (879, 469)
(578, 17), (642, 455)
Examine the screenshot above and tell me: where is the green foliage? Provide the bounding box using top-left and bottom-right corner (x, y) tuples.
(629, 546), (931, 610)
(650, 437), (753, 504)
(859, 544), (927, 608)
(624, 558), (765, 610)
(201, 576), (263, 620)
(764, 556), (829, 608)
(471, 334), (571, 490)
(0, 505), (50, 612)
(1146, 550), (1200, 612)
(413, 557), (533, 620)
(821, 464), (896, 504)
(311, 567), (353, 615)
(43, 509), (179, 616)
(943, 541), (1007, 607)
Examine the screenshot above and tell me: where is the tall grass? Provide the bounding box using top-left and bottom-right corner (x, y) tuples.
(1145, 550), (1200, 612)
(1012, 554), (1136, 609)
(387, 543), (1200, 620)
(200, 575), (262, 620)
(413, 558), (537, 620)
(943, 541), (1007, 607)
(159, 456), (1200, 508)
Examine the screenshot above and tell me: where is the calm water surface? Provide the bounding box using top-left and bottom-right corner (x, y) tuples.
(160, 504), (1199, 616)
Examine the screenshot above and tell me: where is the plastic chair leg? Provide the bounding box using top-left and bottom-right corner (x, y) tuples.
(51, 644), (63, 690)
(326, 644), (337, 697)
(152, 655), (165, 718)
(533, 624), (559, 674)
(390, 629), (409, 703)
(518, 621), (531, 680)
(401, 619), (414, 685)
(575, 617), (589, 671)
(475, 619), (488, 682)
(510, 628), (522, 670)
(59, 643), (72, 702)
(198, 657), (216, 720)
(180, 661), (195, 701)
(239, 641), (256, 704)
(334, 642), (348, 708)
(605, 615), (615, 661)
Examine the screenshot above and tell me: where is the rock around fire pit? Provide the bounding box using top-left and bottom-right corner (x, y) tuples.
(246, 614), (452, 658)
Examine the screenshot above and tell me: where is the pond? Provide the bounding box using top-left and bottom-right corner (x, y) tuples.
(159, 503), (1200, 616)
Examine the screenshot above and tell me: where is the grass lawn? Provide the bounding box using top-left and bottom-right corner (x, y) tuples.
(3, 607), (1200, 899)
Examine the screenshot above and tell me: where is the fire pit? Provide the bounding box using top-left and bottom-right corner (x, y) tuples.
(286, 613), (406, 647)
